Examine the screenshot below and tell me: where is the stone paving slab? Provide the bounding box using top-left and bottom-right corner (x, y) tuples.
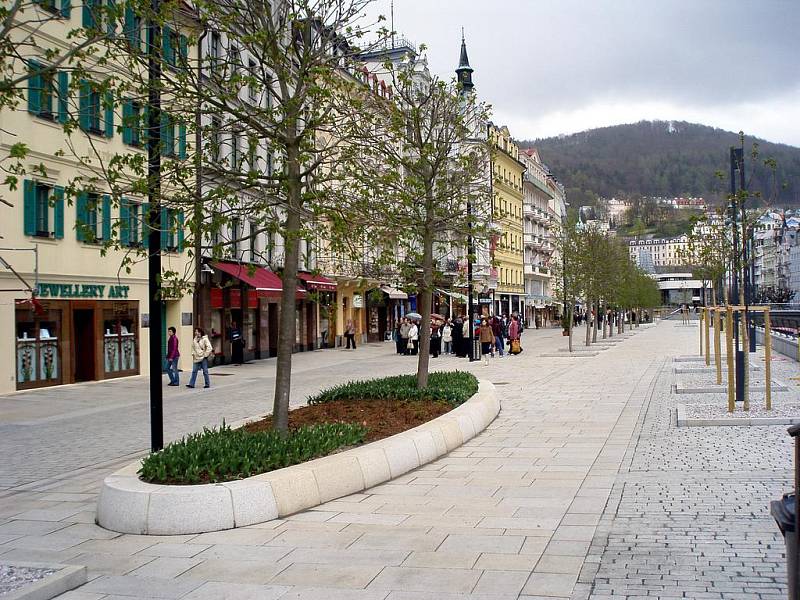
(2, 322), (787, 599)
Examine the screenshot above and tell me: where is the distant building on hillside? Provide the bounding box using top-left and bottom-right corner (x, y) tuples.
(629, 235), (690, 269)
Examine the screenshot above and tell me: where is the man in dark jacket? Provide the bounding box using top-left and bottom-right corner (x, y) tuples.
(491, 315), (505, 357)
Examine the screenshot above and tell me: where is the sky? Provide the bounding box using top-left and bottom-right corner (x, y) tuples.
(362, 0), (800, 146)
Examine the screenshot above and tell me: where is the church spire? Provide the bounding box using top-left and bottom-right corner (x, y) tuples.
(456, 28), (474, 94)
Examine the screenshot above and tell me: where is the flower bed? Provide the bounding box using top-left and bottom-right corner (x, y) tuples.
(138, 371), (479, 486)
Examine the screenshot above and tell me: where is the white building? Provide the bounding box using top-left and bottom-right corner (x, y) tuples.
(628, 235), (690, 270)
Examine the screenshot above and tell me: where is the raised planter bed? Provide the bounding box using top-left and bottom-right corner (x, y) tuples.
(96, 380), (499, 535)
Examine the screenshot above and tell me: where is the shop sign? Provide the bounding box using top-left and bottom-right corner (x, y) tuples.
(352, 294), (363, 308)
(37, 282), (131, 299)
(477, 294), (492, 305)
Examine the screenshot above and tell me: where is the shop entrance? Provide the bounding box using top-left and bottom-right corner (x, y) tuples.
(268, 304), (278, 357)
(73, 308), (96, 382)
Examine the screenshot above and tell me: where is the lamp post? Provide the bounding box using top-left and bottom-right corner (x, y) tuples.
(730, 147), (744, 404)
(147, 0), (164, 452)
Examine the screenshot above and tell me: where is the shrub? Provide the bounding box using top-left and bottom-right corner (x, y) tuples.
(307, 370), (479, 407)
(139, 422), (367, 485)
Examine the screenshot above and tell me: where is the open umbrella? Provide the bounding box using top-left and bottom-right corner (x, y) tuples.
(406, 312), (422, 320)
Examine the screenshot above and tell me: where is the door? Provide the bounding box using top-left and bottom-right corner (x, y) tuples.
(73, 308), (96, 382)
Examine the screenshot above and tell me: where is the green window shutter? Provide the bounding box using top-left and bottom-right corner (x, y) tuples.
(53, 186), (65, 239)
(23, 180), (36, 236)
(120, 198), (130, 246)
(78, 79), (90, 131)
(124, 3), (136, 47)
(179, 34), (188, 68)
(121, 99), (133, 144)
(60, 0), (71, 18)
(177, 210), (185, 252)
(162, 25), (172, 65)
(104, 90), (114, 138)
(76, 192), (88, 241)
(106, 0), (116, 36)
(178, 122), (186, 159)
(57, 71), (69, 124)
(102, 194), (111, 240)
(27, 61), (42, 114)
(160, 113), (173, 156)
(82, 0), (95, 29)
(142, 202), (150, 242)
(160, 207), (168, 250)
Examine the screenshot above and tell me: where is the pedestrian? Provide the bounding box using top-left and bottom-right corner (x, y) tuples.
(452, 316), (466, 357)
(430, 323), (441, 358)
(442, 319), (453, 354)
(490, 315), (504, 357)
(479, 318), (494, 365)
(408, 320), (419, 355)
(508, 315), (523, 355)
(394, 320), (403, 354)
(166, 326), (180, 386)
(229, 320), (244, 365)
(399, 317), (410, 355)
(345, 318), (357, 349)
(186, 328), (213, 389)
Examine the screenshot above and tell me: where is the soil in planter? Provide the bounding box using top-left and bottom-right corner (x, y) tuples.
(242, 399), (453, 443)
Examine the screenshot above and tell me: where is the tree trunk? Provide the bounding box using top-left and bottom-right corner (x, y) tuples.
(602, 302), (607, 339)
(271, 153), (302, 432)
(416, 205), (434, 389)
(567, 302), (574, 353)
(585, 302), (592, 346)
(592, 299), (598, 343)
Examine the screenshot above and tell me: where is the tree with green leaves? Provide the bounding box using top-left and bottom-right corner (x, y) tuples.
(341, 53), (491, 388)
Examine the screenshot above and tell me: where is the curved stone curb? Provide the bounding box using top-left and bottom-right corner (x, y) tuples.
(96, 380), (499, 535)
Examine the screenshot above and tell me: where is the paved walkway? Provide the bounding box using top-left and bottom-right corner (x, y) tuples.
(0, 322), (793, 599)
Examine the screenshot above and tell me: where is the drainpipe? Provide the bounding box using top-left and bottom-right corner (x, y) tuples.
(193, 27), (208, 330)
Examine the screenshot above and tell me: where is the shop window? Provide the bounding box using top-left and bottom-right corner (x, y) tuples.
(16, 309), (61, 387)
(103, 310), (137, 373)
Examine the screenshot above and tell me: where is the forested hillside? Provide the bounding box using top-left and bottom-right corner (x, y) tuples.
(521, 121), (800, 207)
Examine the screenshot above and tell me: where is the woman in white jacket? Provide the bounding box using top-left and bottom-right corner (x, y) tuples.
(186, 328), (213, 388)
(408, 321), (419, 355)
(442, 320), (453, 354)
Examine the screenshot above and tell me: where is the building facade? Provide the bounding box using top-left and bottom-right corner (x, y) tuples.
(489, 124), (525, 317)
(1, 5), (194, 393)
(520, 149), (557, 327)
(628, 235), (689, 270)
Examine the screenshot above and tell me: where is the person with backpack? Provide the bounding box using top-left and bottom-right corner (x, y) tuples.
(187, 328), (213, 389)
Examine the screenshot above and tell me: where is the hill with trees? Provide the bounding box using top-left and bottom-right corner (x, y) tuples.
(521, 121), (800, 207)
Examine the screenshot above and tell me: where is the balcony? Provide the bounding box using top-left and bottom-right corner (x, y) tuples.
(524, 264), (552, 278)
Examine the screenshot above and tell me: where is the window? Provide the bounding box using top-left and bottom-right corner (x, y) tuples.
(76, 192), (110, 242)
(230, 218), (240, 258)
(124, 3), (143, 50)
(230, 45), (241, 77)
(247, 135), (258, 173)
(249, 220), (257, 262)
(126, 201), (141, 246)
(209, 31), (222, 72)
(35, 185), (50, 234)
(248, 59), (258, 103)
(23, 180), (64, 239)
(162, 27), (182, 68)
(79, 80), (112, 137)
(230, 130), (240, 170)
(28, 63), (68, 123)
(122, 100), (142, 146)
(210, 117), (221, 162)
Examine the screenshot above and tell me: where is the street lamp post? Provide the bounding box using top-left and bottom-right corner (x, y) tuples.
(730, 147), (744, 404)
(467, 192), (476, 362)
(147, 0), (164, 452)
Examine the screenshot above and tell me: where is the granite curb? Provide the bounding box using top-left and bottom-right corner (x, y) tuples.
(96, 380), (499, 535)
(0, 563), (86, 600)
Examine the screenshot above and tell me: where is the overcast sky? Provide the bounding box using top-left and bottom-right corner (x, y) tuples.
(364, 0), (800, 146)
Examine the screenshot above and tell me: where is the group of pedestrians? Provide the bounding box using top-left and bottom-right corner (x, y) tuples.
(394, 312), (523, 364)
(165, 327), (214, 389)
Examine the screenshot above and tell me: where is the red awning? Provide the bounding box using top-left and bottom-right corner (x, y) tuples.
(297, 272), (337, 292)
(211, 262), (306, 300)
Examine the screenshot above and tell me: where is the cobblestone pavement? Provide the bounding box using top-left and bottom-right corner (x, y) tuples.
(581, 328), (796, 599)
(0, 321), (793, 599)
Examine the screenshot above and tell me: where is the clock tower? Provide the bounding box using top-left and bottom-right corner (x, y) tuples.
(455, 30), (474, 95)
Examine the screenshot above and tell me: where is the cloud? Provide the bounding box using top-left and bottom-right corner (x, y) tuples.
(369, 0), (800, 145)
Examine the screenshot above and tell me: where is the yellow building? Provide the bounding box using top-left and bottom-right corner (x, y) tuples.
(489, 124), (526, 317)
(0, 5), (194, 393)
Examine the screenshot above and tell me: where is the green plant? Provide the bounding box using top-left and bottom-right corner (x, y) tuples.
(307, 371), (479, 408)
(139, 422), (367, 485)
